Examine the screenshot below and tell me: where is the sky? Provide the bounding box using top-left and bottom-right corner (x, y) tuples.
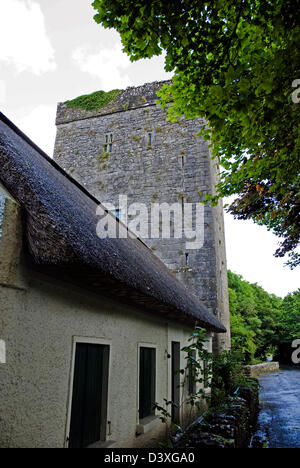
(0, 0), (298, 297)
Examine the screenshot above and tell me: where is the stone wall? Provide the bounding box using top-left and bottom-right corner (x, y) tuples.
(243, 362), (280, 378)
(53, 81), (231, 351)
(174, 383), (259, 449)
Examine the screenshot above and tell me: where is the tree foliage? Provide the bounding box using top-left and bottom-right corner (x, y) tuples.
(92, 0), (300, 267)
(280, 290), (300, 342)
(228, 270), (300, 363)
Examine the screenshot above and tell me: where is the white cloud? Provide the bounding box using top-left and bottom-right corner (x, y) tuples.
(19, 105), (57, 156)
(0, 0), (56, 75)
(0, 81), (6, 104)
(224, 212), (299, 297)
(72, 43), (132, 90)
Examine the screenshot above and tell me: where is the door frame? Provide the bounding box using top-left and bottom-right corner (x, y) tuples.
(65, 336), (112, 448)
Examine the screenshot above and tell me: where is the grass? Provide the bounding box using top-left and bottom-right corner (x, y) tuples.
(65, 89), (121, 112)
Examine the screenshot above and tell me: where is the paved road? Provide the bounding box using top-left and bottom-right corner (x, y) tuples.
(254, 366), (300, 448)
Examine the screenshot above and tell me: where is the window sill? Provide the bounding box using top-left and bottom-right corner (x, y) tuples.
(136, 415), (161, 435)
(87, 440), (118, 449)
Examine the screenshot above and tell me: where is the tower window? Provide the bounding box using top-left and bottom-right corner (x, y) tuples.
(112, 208), (121, 221)
(148, 132), (153, 147)
(185, 253), (189, 266)
(105, 134), (113, 153)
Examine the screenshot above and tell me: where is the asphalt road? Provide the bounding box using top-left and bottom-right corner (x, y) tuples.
(254, 366), (300, 448)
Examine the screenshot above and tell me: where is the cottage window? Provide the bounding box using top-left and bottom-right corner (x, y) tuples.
(139, 347), (156, 420)
(68, 343), (110, 448)
(104, 134), (113, 153)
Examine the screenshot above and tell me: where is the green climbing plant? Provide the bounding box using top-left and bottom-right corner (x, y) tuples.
(153, 325), (213, 443)
(153, 325), (257, 446)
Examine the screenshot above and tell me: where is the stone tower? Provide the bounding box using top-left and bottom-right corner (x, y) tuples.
(53, 81), (231, 351)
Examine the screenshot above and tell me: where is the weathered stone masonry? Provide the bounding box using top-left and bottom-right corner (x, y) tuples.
(53, 81), (231, 351)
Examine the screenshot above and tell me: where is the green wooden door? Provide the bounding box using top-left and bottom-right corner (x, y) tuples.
(69, 343), (105, 448)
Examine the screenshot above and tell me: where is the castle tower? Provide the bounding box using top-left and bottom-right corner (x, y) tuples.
(53, 81), (231, 352)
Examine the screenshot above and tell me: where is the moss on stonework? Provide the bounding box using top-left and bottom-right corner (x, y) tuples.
(65, 89), (122, 112)
(133, 135), (141, 142)
(98, 152), (110, 165)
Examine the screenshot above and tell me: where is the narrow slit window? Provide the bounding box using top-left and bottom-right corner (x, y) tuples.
(185, 253), (189, 266)
(104, 134), (113, 153)
(112, 208), (121, 221)
(148, 132), (153, 147)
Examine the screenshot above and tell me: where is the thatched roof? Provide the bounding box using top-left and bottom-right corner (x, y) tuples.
(0, 112), (226, 333)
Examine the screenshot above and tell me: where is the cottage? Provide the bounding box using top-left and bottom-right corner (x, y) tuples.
(0, 112), (225, 448)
